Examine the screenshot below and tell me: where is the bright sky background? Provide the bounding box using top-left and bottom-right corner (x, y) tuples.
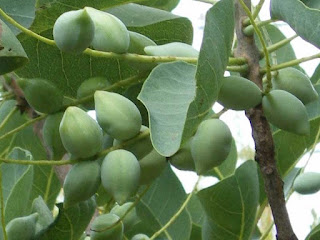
(171, 0), (320, 239)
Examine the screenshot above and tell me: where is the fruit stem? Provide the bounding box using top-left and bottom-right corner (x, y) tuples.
(211, 108), (228, 119)
(0, 106), (17, 131)
(226, 64), (249, 73)
(261, 35), (298, 58)
(243, 19), (276, 36)
(239, 0), (272, 90)
(149, 177), (201, 240)
(0, 168), (8, 240)
(243, 0), (266, 26)
(0, 8), (56, 46)
(260, 52), (320, 73)
(0, 8), (247, 67)
(0, 114), (47, 142)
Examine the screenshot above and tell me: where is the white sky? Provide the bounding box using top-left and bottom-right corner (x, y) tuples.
(172, 0), (320, 239)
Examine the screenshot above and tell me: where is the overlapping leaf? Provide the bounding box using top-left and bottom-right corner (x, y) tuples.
(271, 0), (320, 49)
(302, 0), (320, 9)
(198, 161), (259, 240)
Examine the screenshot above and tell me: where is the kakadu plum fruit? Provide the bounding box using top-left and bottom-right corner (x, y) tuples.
(262, 90), (310, 135)
(94, 91), (142, 140)
(90, 213), (124, 240)
(53, 9), (94, 53)
(144, 42), (199, 58)
(101, 149), (140, 205)
(59, 107), (103, 158)
(293, 172), (320, 195)
(191, 119), (232, 175)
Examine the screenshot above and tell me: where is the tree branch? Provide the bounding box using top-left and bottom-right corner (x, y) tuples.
(234, 1), (297, 239)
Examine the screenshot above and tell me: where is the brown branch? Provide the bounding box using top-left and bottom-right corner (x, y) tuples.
(234, 1), (297, 240)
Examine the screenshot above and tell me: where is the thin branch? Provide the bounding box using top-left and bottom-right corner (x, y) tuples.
(243, 19), (277, 36)
(262, 35), (298, 57)
(243, 0), (266, 26)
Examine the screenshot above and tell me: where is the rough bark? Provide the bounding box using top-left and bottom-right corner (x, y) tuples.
(234, 1), (298, 239)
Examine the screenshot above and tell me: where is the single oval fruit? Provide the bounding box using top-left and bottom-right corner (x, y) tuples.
(293, 172), (320, 194)
(101, 150), (140, 205)
(59, 106), (103, 158)
(77, 77), (111, 109)
(43, 112), (66, 160)
(6, 213), (38, 240)
(95, 91), (142, 140)
(113, 126), (152, 159)
(86, 7), (130, 53)
(144, 42), (199, 58)
(262, 90), (310, 135)
(273, 67), (318, 104)
(110, 202), (139, 231)
(17, 78), (63, 114)
(169, 139), (196, 171)
(132, 234), (150, 240)
(63, 161), (101, 208)
(53, 9), (94, 53)
(218, 76), (262, 110)
(139, 149), (167, 185)
(191, 119), (232, 175)
(128, 31), (156, 54)
(90, 213), (124, 240)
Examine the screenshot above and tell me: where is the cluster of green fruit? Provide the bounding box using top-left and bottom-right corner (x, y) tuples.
(53, 7), (198, 57)
(216, 67), (318, 135)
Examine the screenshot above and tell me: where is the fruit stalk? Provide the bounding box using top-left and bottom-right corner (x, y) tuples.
(234, 1), (298, 239)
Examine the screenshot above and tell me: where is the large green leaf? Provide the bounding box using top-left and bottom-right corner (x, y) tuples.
(182, 0), (234, 144)
(301, 0), (320, 9)
(311, 64), (320, 84)
(187, 195), (204, 240)
(0, 19), (28, 75)
(129, 166), (192, 240)
(198, 161), (259, 240)
(0, 0), (35, 35)
(39, 197), (96, 240)
(138, 61), (197, 156)
(271, 0), (320, 49)
(0, 148), (33, 226)
(138, 0), (179, 11)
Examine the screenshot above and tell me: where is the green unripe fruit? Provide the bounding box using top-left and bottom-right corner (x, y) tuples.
(86, 7), (130, 53)
(262, 90), (310, 135)
(110, 202), (139, 230)
(90, 213), (124, 240)
(144, 42), (199, 58)
(6, 213), (38, 240)
(59, 107), (103, 158)
(169, 139), (196, 171)
(273, 67), (318, 104)
(218, 76), (262, 110)
(139, 149), (167, 185)
(128, 31), (156, 54)
(113, 126), (152, 159)
(77, 77), (111, 109)
(132, 234), (150, 240)
(17, 78), (63, 114)
(95, 91), (142, 140)
(43, 112), (66, 160)
(53, 9), (94, 53)
(293, 172), (320, 194)
(101, 150), (140, 205)
(63, 161), (101, 208)
(191, 119), (232, 175)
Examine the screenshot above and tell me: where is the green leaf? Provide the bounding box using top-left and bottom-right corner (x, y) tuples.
(0, 19), (28, 75)
(129, 166), (192, 240)
(186, 195), (204, 240)
(31, 196), (54, 237)
(204, 138), (237, 179)
(1, 148), (33, 225)
(138, 0), (180, 11)
(271, 0), (320, 49)
(0, 0), (35, 34)
(283, 168), (301, 196)
(182, 0), (234, 144)
(138, 61), (197, 156)
(107, 3), (193, 45)
(306, 223), (320, 240)
(311, 64), (320, 84)
(256, 24), (304, 73)
(198, 161), (259, 240)
(38, 197), (96, 240)
(301, 0), (320, 9)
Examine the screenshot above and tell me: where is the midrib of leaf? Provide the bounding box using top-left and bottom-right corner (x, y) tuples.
(236, 176), (245, 240)
(140, 199), (173, 240)
(43, 167), (54, 203)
